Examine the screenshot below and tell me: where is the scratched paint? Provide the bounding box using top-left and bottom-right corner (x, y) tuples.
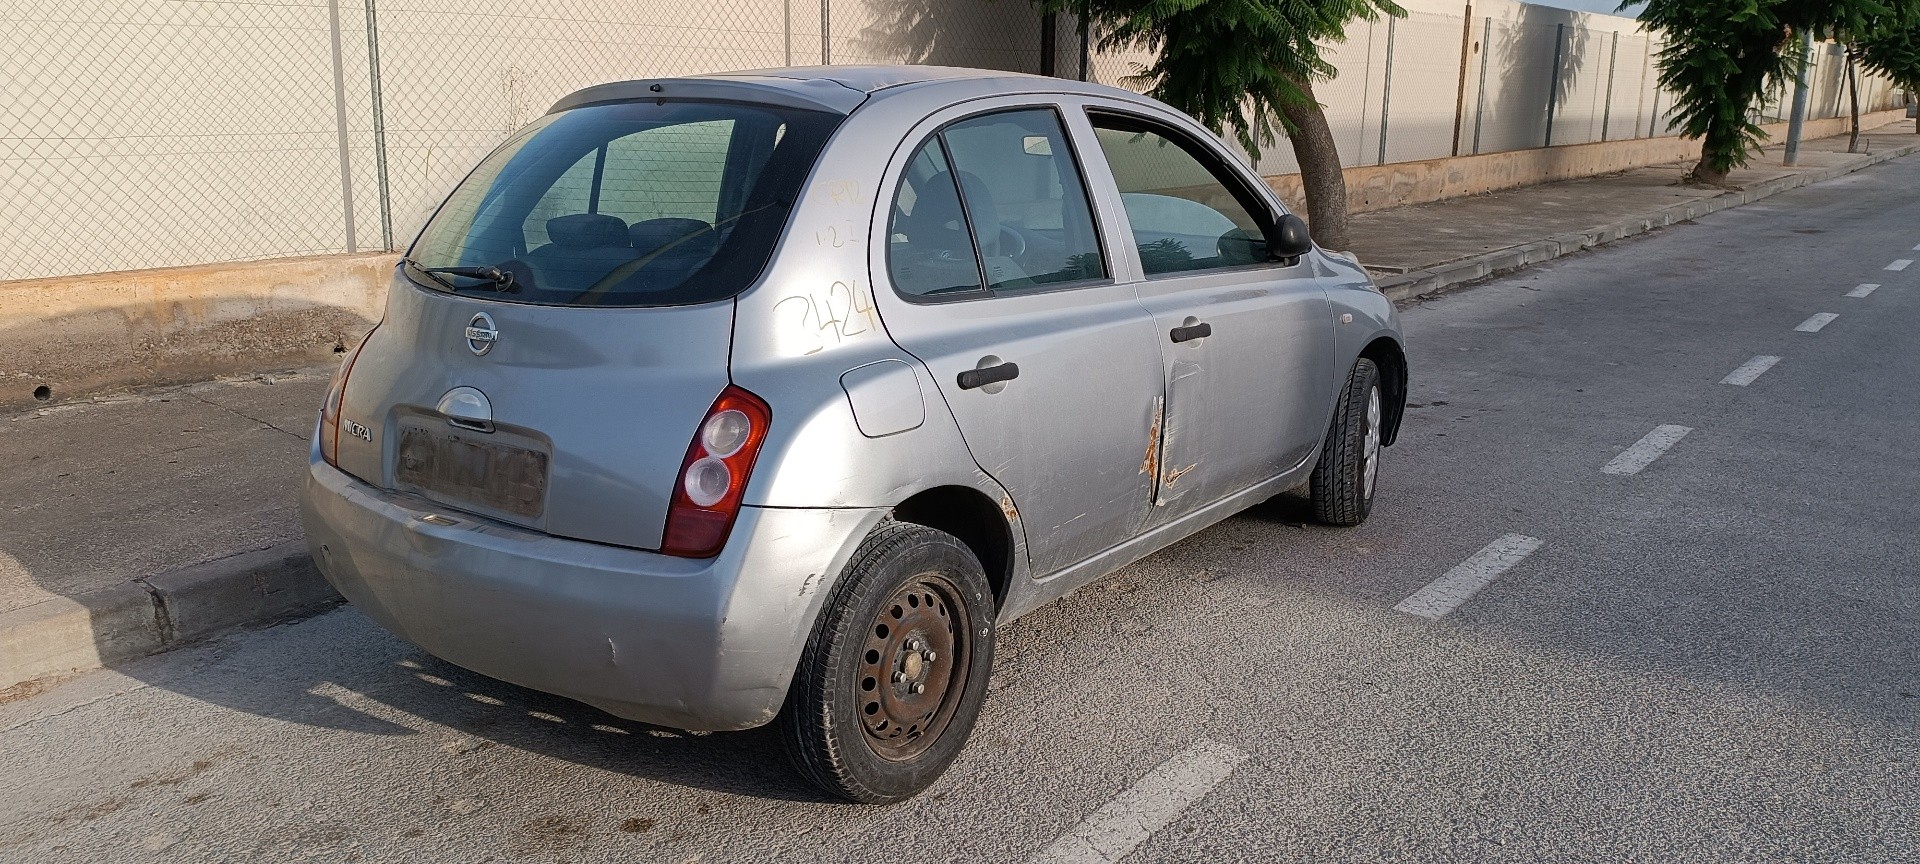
(1139, 395), (1164, 480)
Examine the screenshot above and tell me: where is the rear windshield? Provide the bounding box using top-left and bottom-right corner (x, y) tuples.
(405, 100), (843, 307)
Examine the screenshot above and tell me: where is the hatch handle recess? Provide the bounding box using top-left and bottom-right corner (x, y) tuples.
(436, 387), (495, 433)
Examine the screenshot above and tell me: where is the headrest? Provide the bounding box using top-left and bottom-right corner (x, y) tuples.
(546, 212), (629, 249)
(629, 218), (715, 259)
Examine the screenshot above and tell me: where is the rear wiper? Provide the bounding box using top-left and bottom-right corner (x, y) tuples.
(402, 257), (519, 293)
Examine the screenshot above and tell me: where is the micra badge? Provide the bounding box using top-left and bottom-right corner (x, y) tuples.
(342, 418), (372, 443)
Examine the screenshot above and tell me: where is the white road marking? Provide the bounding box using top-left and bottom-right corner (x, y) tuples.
(1602, 424), (1694, 475)
(1846, 283), (1880, 298)
(1031, 740), (1247, 864)
(1888, 259), (1913, 271)
(1794, 313), (1838, 333)
(1393, 534), (1544, 620)
(1720, 355), (1781, 386)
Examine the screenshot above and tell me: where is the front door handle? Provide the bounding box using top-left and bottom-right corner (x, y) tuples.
(1169, 321), (1213, 344)
(957, 362), (1020, 391)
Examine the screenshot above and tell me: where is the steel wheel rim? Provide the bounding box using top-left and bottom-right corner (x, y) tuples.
(855, 573), (972, 762)
(1363, 384), (1382, 498)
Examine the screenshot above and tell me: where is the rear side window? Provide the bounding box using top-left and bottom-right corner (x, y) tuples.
(886, 108), (1106, 300)
(407, 101), (841, 307)
(1088, 113), (1275, 276)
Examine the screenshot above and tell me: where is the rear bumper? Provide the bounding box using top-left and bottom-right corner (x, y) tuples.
(299, 454), (886, 731)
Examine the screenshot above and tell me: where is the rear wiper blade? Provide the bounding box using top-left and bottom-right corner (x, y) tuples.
(402, 257), (519, 293)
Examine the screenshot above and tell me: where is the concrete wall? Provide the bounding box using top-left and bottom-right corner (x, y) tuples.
(1264, 108), (1915, 217)
(0, 254), (391, 412)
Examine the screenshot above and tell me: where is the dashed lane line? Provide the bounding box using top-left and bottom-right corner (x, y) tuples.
(1888, 259), (1913, 271)
(1846, 283), (1880, 298)
(1393, 534), (1545, 620)
(1030, 740), (1247, 864)
(1721, 355), (1781, 387)
(1602, 424), (1694, 476)
(1795, 313), (1838, 333)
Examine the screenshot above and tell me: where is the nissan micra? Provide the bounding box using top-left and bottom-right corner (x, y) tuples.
(301, 66), (1407, 803)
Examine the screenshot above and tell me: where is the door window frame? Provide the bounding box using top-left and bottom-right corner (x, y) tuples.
(1082, 107), (1296, 280)
(882, 104), (1117, 305)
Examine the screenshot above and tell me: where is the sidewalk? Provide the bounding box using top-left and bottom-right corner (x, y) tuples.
(1352, 122), (1920, 297)
(4, 120), (1917, 694)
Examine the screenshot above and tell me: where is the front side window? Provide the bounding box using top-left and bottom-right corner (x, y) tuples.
(886, 108), (1107, 300)
(407, 101), (840, 307)
(1088, 113), (1275, 276)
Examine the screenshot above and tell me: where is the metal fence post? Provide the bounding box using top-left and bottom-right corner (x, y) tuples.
(784, 0), (792, 65)
(821, 0), (831, 64)
(327, 0), (357, 253)
(364, 0), (391, 251)
(1473, 17), (1491, 155)
(1601, 31), (1619, 142)
(1377, 15), (1396, 166)
(1450, 6), (1476, 157)
(1040, 13), (1056, 76)
(1544, 22), (1564, 148)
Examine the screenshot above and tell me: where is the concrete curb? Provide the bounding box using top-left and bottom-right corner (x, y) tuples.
(1375, 142), (1920, 303)
(0, 541), (340, 695)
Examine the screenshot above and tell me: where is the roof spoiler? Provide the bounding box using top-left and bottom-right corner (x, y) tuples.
(547, 76), (867, 116)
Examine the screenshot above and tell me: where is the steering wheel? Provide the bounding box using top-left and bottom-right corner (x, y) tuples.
(996, 224), (1029, 258)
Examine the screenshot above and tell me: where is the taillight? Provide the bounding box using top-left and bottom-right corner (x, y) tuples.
(319, 329), (374, 468)
(661, 386), (772, 558)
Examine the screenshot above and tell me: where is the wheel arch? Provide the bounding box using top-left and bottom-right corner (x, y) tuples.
(889, 485), (1016, 612)
(1360, 335), (1408, 446)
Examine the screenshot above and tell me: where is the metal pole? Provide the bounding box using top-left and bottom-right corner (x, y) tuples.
(1784, 38), (1813, 165)
(1600, 31), (1619, 142)
(1544, 22), (1564, 148)
(327, 0), (357, 253)
(1040, 12), (1056, 77)
(784, 0), (791, 65)
(1378, 16), (1396, 165)
(1472, 17), (1492, 155)
(1078, 5), (1090, 82)
(1450, 4), (1476, 157)
(821, 0), (831, 65)
(364, 0), (391, 250)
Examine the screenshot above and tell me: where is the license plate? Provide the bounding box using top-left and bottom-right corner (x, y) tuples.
(396, 424), (548, 519)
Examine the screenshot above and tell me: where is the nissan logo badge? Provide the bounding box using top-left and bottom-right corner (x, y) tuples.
(464, 312), (498, 356)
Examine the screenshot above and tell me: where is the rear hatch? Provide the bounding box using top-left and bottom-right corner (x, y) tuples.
(330, 95), (845, 551)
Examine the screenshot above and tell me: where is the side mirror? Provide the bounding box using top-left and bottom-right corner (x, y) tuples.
(1270, 213), (1314, 263)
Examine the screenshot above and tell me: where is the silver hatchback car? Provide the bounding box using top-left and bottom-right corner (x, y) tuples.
(301, 66), (1406, 802)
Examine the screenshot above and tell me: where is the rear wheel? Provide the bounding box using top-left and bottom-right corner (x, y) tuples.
(777, 521), (995, 803)
(1310, 358), (1383, 526)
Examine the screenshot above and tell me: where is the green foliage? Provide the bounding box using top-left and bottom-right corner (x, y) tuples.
(1039, 0), (1404, 158)
(1858, 3), (1920, 89)
(1627, 1), (1911, 175)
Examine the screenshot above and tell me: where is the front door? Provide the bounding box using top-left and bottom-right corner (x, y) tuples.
(871, 106), (1164, 577)
(1081, 109), (1336, 521)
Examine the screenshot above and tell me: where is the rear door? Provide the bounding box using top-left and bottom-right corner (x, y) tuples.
(1080, 108), (1336, 522)
(869, 104), (1164, 577)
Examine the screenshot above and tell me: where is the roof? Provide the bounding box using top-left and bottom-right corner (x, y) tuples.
(548, 65), (1113, 117)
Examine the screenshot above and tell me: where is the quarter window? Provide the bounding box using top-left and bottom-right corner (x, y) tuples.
(1088, 114), (1276, 276)
(886, 108), (1107, 300)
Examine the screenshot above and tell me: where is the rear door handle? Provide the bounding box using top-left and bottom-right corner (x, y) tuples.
(1169, 322), (1213, 344)
(957, 362), (1020, 390)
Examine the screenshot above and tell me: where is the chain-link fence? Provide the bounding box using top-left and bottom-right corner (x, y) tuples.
(2, 1), (1909, 283)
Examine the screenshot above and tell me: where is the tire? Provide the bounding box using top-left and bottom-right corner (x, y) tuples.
(777, 521), (996, 803)
(1310, 358), (1384, 526)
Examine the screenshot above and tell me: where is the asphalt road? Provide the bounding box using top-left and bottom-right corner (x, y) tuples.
(4, 155), (1918, 864)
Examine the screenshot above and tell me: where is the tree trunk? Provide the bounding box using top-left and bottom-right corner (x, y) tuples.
(1845, 46), (1861, 153)
(1687, 151), (1730, 186)
(1277, 76), (1352, 251)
